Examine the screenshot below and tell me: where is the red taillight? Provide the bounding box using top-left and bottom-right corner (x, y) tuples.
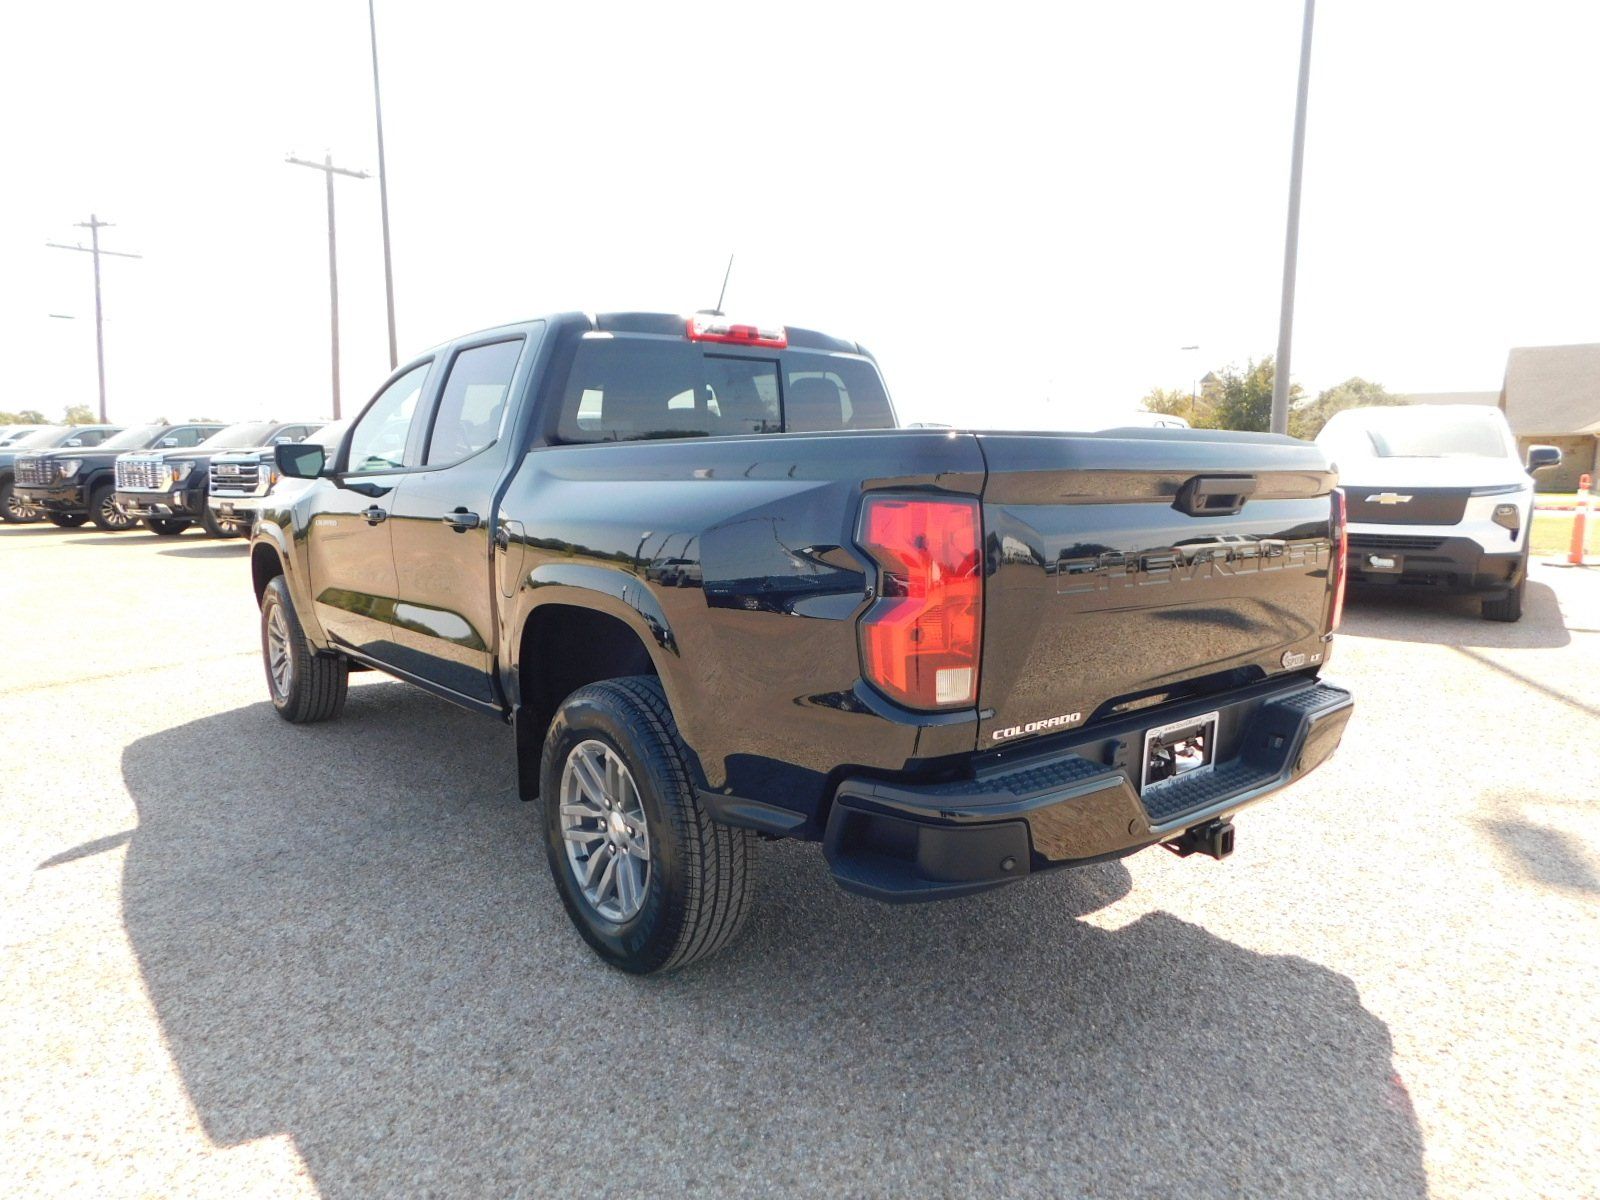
(686, 314), (788, 348)
(1330, 487), (1348, 631)
(857, 495), (983, 709)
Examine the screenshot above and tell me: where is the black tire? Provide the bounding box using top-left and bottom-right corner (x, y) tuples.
(542, 676), (756, 974)
(1482, 571), (1525, 622)
(89, 482), (135, 531)
(143, 518), (191, 536)
(201, 506), (248, 538)
(1, 476), (39, 523)
(46, 513), (87, 528)
(260, 575), (348, 723)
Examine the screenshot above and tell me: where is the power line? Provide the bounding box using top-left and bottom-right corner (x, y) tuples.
(287, 153), (370, 419)
(46, 214), (142, 423)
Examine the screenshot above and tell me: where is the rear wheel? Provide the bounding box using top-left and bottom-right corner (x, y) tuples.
(542, 676), (756, 974)
(201, 506), (248, 538)
(89, 482), (135, 531)
(1482, 571), (1525, 622)
(144, 518), (191, 536)
(1, 477), (39, 523)
(261, 575), (348, 722)
(46, 513), (87, 528)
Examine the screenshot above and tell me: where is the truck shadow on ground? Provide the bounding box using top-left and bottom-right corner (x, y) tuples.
(115, 683), (1425, 1198)
(1339, 576), (1567, 649)
(157, 543), (249, 559)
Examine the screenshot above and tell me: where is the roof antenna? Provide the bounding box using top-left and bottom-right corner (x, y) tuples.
(711, 253), (734, 316)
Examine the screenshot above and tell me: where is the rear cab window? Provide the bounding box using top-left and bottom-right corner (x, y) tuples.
(555, 336), (893, 443)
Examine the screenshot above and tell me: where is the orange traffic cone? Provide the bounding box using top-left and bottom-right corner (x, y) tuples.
(1569, 473), (1593, 565)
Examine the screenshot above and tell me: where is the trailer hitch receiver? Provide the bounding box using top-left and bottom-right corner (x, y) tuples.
(1162, 818), (1235, 861)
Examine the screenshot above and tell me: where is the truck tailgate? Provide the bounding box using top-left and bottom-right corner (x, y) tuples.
(975, 430), (1337, 747)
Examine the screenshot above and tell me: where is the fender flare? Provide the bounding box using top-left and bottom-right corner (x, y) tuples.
(249, 518), (332, 650)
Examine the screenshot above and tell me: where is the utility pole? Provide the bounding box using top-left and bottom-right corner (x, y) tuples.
(368, 0), (398, 369)
(1271, 0), (1316, 436)
(287, 153), (370, 418)
(46, 215), (141, 423)
(1181, 345), (1201, 419)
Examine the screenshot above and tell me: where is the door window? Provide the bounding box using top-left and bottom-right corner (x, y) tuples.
(425, 339), (523, 465)
(345, 362), (431, 473)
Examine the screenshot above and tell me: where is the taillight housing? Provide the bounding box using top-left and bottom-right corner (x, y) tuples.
(1330, 487), (1348, 631)
(686, 314), (788, 348)
(856, 494), (983, 709)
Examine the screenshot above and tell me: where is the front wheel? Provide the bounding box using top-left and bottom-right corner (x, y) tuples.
(260, 576), (348, 722)
(542, 676), (756, 974)
(201, 506), (248, 538)
(1482, 571), (1525, 622)
(47, 513), (87, 528)
(90, 482), (135, 531)
(1, 478), (39, 523)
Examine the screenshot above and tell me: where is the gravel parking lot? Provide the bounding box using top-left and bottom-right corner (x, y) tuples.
(3, 523), (1597, 1199)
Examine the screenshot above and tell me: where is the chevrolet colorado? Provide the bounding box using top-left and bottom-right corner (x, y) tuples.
(252, 311), (1353, 973)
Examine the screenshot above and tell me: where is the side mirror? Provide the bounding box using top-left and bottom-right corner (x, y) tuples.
(63, 438), (83, 447)
(271, 435), (294, 445)
(157, 437), (179, 448)
(1526, 444), (1562, 473)
(276, 442), (326, 479)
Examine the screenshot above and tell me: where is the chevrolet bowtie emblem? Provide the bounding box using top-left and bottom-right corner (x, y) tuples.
(1366, 492), (1413, 505)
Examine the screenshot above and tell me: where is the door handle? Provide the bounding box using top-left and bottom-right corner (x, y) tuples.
(441, 508), (480, 532)
(362, 506), (387, 525)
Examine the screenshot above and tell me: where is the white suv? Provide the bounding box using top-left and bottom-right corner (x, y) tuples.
(1317, 405), (1561, 622)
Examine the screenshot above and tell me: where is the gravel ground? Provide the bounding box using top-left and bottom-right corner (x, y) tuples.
(2, 523), (1597, 1199)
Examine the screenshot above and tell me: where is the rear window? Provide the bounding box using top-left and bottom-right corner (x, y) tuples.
(555, 337), (894, 443)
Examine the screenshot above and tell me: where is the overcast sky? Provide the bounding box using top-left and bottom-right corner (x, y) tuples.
(3, 0), (1597, 430)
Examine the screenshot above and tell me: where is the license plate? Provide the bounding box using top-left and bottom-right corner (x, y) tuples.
(1141, 711), (1219, 792)
(1364, 553), (1402, 573)
(217, 464), (239, 476)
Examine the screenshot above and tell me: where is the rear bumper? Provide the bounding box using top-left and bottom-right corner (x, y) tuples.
(14, 483), (85, 512)
(1346, 533), (1524, 595)
(823, 676), (1352, 902)
(116, 488), (204, 519)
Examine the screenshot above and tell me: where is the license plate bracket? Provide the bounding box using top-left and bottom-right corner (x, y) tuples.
(1141, 711), (1219, 793)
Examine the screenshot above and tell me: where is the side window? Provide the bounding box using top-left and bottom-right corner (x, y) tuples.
(346, 362), (431, 473)
(782, 358), (895, 433)
(75, 430), (108, 447)
(425, 339), (522, 465)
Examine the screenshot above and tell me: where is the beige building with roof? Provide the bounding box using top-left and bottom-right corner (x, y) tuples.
(1404, 346), (1600, 492)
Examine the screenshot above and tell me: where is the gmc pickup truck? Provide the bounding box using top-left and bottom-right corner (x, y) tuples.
(253, 311), (1353, 973)
(14, 422), (222, 530)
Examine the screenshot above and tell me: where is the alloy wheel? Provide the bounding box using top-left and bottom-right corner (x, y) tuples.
(265, 603), (294, 699)
(559, 739), (652, 922)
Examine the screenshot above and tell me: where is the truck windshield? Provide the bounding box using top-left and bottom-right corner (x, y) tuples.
(9, 426), (70, 448)
(198, 422), (281, 450)
(98, 424), (169, 451)
(1319, 409), (1512, 460)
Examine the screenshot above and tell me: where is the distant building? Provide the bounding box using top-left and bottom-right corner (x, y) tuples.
(1496, 344), (1600, 491)
(1401, 347), (1600, 492)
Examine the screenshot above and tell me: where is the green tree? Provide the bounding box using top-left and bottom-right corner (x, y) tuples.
(0, 409), (48, 424)
(1200, 357), (1300, 432)
(1289, 377), (1406, 440)
(1138, 386), (1201, 421)
(62, 404), (96, 425)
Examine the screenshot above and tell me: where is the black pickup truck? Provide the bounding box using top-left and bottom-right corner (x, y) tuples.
(115, 419), (325, 536)
(14, 422), (222, 529)
(252, 312), (1353, 973)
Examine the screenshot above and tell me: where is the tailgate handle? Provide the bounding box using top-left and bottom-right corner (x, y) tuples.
(1175, 475), (1257, 517)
